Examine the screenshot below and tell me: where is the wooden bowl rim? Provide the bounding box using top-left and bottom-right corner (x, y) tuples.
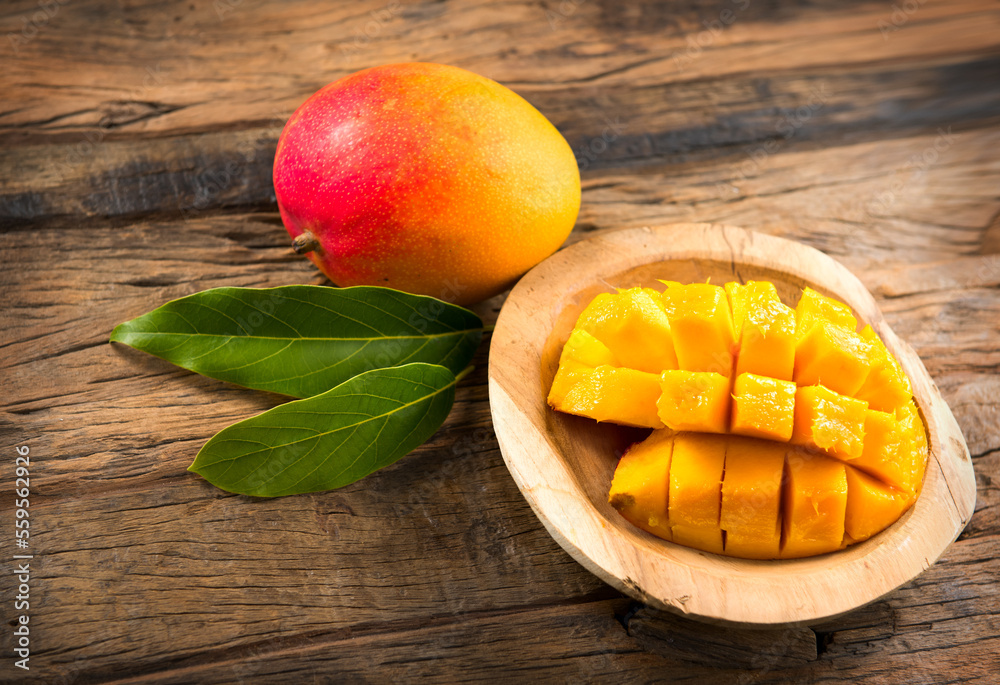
(487, 223), (976, 627)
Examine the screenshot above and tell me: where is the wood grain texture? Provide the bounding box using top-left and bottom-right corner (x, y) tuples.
(1, 0), (998, 681)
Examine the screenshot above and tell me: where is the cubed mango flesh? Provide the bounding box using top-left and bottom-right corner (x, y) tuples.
(795, 287), (858, 337)
(661, 282), (736, 377)
(728, 281), (797, 381)
(657, 370), (731, 433)
(850, 408), (911, 491)
(730, 372), (796, 442)
(725, 281), (746, 335)
(669, 433), (725, 554)
(550, 280), (928, 559)
(781, 450), (848, 558)
(855, 325), (912, 413)
(791, 385), (867, 461)
(548, 365), (664, 429)
(557, 328), (618, 369)
(576, 288), (678, 374)
(844, 465), (913, 542)
(721, 437), (785, 559)
(794, 320), (872, 397)
(897, 400), (929, 496)
(608, 430), (674, 541)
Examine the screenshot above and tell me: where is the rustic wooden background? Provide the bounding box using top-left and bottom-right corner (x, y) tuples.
(2, 0), (999, 682)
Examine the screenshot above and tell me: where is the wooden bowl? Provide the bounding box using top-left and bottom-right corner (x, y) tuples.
(487, 224), (976, 627)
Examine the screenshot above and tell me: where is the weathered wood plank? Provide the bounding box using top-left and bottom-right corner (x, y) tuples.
(623, 604), (819, 667)
(574, 127), (1000, 264)
(23, 537), (997, 684)
(3, 0), (998, 140)
(5, 54), (1000, 223)
(4, 123), (999, 301)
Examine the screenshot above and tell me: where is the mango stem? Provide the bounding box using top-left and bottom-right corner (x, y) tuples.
(291, 230), (320, 254)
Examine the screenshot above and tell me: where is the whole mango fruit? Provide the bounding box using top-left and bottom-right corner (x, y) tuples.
(273, 62), (581, 306)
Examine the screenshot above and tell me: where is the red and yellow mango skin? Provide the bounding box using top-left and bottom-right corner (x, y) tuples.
(274, 63), (581, 306)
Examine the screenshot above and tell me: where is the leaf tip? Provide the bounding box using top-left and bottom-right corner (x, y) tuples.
(109, 323), (126, 343)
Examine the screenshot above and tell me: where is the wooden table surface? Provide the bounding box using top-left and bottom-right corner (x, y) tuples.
(2, 1), (999, 682)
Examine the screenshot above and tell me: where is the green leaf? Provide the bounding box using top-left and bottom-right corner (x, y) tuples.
(189, 363), (465, 497)
(110, 285), (482, 398)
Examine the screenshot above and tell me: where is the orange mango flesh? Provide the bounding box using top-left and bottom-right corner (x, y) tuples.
(897, 400), (930, 496)
(668, 433), (725, 554)
(731, 372), (796, 442)
(856, 325), (912, 412)
(794, 320), (872, 397)
(721, 437), (785, 559)
(557, 328), (618, 368)
(547, 281), (927, 558)
(795, 287), (857, 337)
(727, 281), (796, 381)
(608, 430), (674, 541)
(781, 450), (848, 559)
(661, 282), (736, 376)
(657, 370), (730, 433)
(548, 365), (663, 429)
(577, 288), (678, 374)
(844, 466), (913, 542)
(852, 408), (910, 490)
(790, 384), (867, 462)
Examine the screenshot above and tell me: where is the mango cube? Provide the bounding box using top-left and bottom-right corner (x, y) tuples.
(548, 365), (663, 429)
(795, 287), (857, 337)
(850, 408), (911, 491)
(897, 401), (929, 496)
(730, 373), (796, 442)
(727, 281), (796, 381)
(576, 288), (678, 374)
(791, 385), (867, 461)
(557, 328), (618, 369)
(794, 320), (873, 397)
(725, 281), (746, 334)
(844, 466), (913, 542)
(721, 437), (785, 559)
(669, 433), (725, 554)
(781, 450), (848, 558)
(855, 325), (912, 413)
(661, 282), (736, 377)
(657, 370), (731, 433)
(608, 430), (674, 541)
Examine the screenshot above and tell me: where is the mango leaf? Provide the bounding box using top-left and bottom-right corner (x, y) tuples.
(189, 363), (466, 497)
(110, 285), (482, 398)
